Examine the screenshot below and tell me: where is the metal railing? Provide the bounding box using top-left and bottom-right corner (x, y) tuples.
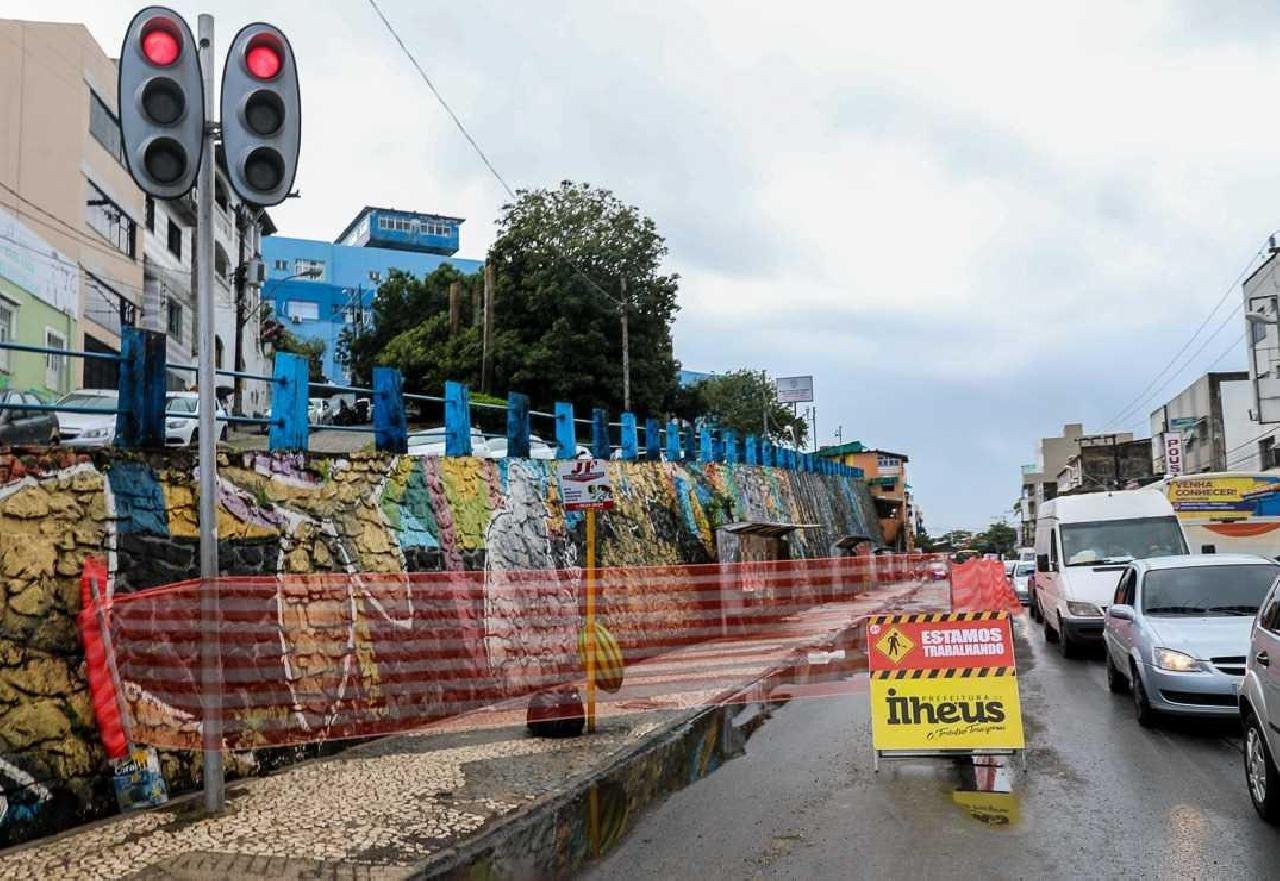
(0, 328), (864, 478)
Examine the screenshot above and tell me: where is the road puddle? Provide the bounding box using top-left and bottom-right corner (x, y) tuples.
(950, 755), (1021, 827)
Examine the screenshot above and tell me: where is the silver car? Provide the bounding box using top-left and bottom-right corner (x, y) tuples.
(1240, 574), (1280, 823)
(1103, 554), (1280, 726)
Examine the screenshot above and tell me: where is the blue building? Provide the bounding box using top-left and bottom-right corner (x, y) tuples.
(261, 206), (484, 383)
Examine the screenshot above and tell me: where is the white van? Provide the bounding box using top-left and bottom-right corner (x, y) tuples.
(1033, 489), (1188, 657)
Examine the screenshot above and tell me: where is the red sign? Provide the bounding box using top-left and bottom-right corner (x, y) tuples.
(866, 612), (1015, 673)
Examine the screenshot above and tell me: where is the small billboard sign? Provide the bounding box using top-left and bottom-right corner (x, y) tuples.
(1168, 416), (1198, 432)
(775, 375), (814, 404)
(556, 460), (615, 511)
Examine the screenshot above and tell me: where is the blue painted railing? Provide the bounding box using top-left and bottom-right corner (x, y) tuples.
(0, 331), (865, 477)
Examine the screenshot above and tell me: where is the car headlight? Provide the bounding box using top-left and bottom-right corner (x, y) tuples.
(1152, 647), (1205, 673)
(166, 419), (184, 429)
(1066, 601), (1103, 617)
(82, 427), (109, 439)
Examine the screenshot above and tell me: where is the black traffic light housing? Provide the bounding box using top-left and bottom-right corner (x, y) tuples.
(221, 23), (300, 207)
(118, 6), (205, 198)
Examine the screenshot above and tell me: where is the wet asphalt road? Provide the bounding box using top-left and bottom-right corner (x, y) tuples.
(583, 615), (1280, 880)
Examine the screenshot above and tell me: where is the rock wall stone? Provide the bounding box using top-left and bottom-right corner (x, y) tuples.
(0, 448), (881, 845)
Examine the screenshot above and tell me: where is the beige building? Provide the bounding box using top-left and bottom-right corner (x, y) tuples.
(1016, 424), (1135, 544)
(0, 19), (146, 390)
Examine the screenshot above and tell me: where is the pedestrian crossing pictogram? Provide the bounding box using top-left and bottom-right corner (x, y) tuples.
(873, 626), (914, 665)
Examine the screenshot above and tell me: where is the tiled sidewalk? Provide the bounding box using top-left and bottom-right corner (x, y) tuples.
(0, 581), (944, 881)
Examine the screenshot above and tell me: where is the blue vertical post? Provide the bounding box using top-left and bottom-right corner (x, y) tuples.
(723, 430), (738, 464)
(645, 417), (661, 461)
(699, 423), (714, 462)
(372, 367), (407, 453)
(506, 391), (531, 458)
(744, 434), (758, 466)
(620, 412), (638, 461)
(591, 408), (610, 459)
(683, 422), (697, 461)
(115, 326), (167, 448)
(555, 402), (576, 459)
(268, 351), (310, 451)
(444, 380), (472, 456)
(666, 419), (682, 461)
(761, 439), (773, 467)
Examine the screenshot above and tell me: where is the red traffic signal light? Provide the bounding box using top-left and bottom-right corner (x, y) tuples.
(140, 18), (181, 66)
(245, 36), (282, 80)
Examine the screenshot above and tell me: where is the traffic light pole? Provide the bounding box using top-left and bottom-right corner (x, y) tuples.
(196, 12), (225, 814)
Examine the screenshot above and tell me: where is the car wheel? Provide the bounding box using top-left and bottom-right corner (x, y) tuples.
(1105, 652), (1129, 694)
(49, 429), (59, 446)
(189, 430), (197, 448)
(1042, 610), (1059, 643)
(1245, 714), (1280, 824)
(1059, 623), (1076, 659)
(1031, 595), (1043, 623)
(1132, 663), (1156, 728)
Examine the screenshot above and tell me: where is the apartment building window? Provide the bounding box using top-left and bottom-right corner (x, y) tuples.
(368, 270), (381, 282)
(88, 90), (123, 164)
(214, 179), (229, 212)
(272, 259), (288, 271)
(287, 301), (319, 322)
(294, 258), (325, 280)
(85, 179), (136, 258)
(167, 219), (182, 258)
(167, 299), (184, 342)
(145, 196), (155, 232)
(214, 244), (229, 279)
(1262, 437), (1280, 470)
(44, 329), (67, 392)
(0, 298), (14, 373)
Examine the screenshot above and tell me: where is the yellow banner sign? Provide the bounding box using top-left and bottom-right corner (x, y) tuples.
(870, 672), (1025, 752)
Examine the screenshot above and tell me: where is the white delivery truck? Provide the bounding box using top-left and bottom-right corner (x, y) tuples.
(1032, 489), (1188, 658)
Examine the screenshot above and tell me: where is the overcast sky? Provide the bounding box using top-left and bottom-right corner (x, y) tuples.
(18, 0), (1280, 533)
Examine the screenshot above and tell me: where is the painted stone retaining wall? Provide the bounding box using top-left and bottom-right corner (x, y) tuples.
(0, 448), (881, 845)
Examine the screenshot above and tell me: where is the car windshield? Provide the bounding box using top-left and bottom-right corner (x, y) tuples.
(57, 393), (117, 409)
(165, 396), (196, 414)
(1060, 516), (1188, 566)
(1142, 564), (1280, 615)
(1014, 562), (1034, 576)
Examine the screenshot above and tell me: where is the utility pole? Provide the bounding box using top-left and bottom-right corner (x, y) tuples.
(481, 263), (494, 394)
(194, 12), (223, 815)
(448, 279), (460, 337)
(620, 277), (630, 412)
(762, 373), (769, 441)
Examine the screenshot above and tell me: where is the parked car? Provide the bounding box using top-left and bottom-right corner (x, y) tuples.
(0, 389), (58, 446)
(1103, 554), (1279, 726)
(1034, 489), (1188, 657)
(1010, 560), (1034, 605)
(164, 392), (229, 446)
(406, 427), (487, 457)
(56, 389), (118, 447)
(1241, 573), (1280, 822)
(308, 397), (333, 426)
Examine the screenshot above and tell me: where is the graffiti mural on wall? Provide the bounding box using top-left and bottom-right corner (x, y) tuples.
(0, 447), (882, 844)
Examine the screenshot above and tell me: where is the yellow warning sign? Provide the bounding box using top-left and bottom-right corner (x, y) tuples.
(873, 626), (915, 665)
(869, 673), (1025, 752)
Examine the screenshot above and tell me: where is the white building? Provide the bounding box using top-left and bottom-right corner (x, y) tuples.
(1149, 371), (1253, 474)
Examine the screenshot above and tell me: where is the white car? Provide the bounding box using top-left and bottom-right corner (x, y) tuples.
(308, 397), (333, 426)
(164, 392), (229, 446)
(56, 389), (118, 447)
(406, 427), (487, 457)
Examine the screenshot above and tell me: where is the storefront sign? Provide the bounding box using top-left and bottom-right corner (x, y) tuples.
(1166, 473), (1280, 519)
(1163, 434), (1184, 477)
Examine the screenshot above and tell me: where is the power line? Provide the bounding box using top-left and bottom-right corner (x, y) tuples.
(365, 0), (623, 308)
(1102, 242), (1268, 431)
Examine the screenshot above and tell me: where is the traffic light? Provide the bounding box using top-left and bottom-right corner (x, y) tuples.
(221, 24), (300, 207)
(118, 7), (204, 198)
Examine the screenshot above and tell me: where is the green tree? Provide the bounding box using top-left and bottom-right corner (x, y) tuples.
(342, 182), (682, 418)
(276, 330), (326, 384)
(488, 181), (681, 413)
(675, 370), (808, 445)
(974, 521), (1018, 558)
